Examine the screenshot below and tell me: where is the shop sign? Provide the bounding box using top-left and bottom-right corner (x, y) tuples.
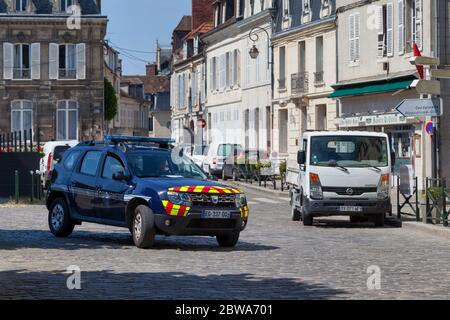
(338, 114), (408, 128)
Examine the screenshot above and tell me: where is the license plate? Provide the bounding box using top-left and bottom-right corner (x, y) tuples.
(202, 210), (231, 219)
(339, 206), (363, 212)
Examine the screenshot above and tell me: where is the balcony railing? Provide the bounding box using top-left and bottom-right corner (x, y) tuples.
(13, 68), (30, 79)
(314, 71), (324, 85)
(291, 72), (309, 96)
(59, 69), (77, 79)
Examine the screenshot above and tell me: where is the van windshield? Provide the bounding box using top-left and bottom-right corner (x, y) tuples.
(310, 136), (389, 168)
(217, 144), (243, 157)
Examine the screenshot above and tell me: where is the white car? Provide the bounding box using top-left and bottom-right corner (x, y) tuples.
(40, 140), (78, 188)
(203, 143), (243, 176)
(189, 145), (209, 168)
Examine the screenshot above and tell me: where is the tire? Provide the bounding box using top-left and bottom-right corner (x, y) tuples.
(48, 198), (75, 237)
(372, 213), (385, 228)
(132, 205), (156, 249)
(302, 212), (313, 226)
(216, 232), (240, 247)
(350, 216), (369, 223)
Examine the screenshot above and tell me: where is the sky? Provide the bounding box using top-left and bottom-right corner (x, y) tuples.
(102, 0), (191, 75)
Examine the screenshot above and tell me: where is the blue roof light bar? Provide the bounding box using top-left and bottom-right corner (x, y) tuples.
(104, 135), (176, 144)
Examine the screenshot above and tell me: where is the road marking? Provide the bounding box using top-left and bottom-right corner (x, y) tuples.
(253, 198), (281, 204)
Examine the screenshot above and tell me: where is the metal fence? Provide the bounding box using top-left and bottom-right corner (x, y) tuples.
(425, 178), (449, 227)
(0, 129), (42, 153)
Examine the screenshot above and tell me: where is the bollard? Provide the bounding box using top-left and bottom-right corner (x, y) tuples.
(15, 170), (19, 204)
(30, 171), (35, 204)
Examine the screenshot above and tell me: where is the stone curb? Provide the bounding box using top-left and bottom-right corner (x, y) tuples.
(402, 221), (450, 240)
(220, 180), (290, 198)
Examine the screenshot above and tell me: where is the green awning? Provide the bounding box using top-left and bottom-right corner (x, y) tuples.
(330, 77), (415, 98)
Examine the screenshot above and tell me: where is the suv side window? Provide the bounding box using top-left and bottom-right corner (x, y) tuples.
(102, 155), (126, 180)
(79, 151), (103, 176)
(64, 150), (82, 171)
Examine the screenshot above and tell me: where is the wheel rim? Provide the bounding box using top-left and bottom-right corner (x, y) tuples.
(134, 213), (142, 240)
(51, 204), (64, 230)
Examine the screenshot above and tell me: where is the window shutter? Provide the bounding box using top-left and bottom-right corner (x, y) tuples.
(376, 6), (384, 58)
(76, 43), (86, 80)
(354, 13), (360, 60)
(236, 50), (241, 85)
(415, 0), (423, 50)
(386, 3), (394, 57)
(31, 43), (41, 80)
(349, 14), (355, 62)
(49, 43), (59, 80)
(3, 43), (13, 80)
(398, 0), (405, 55)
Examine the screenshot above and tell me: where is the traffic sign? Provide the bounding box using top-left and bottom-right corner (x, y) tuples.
(197, 118), (207, 129)
(410, 79), (441, 95)
(426, 122), (434, 135)
(410, 56), (440, 66)
(395, 98), (442, 117)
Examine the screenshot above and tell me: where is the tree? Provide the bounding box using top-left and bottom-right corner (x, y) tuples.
(104, 78), (118, 121)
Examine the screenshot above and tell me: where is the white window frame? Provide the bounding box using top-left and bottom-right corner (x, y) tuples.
(303, 0), (311, 15)
(61, 0), (76, 12)
(15, 0), (28, 12)
(57, 100), (79, 141)
(349, 12), (360, 64)
(12, 43), (31, 80)
(11, 100), (33, 134)
(398, 0), (405, 55)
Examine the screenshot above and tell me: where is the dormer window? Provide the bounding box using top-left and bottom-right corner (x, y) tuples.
(250, 0), (255, 15)
(322, 0), (330, 8)
(193, 36), (199, 56)
(15, 0), (28, 12)
(61, 0), (76, 13)
(260, 0), (264, 11)
(282, 0), (290, 17)
(182, 41), (188, 60)
(303, 0), (311, 15)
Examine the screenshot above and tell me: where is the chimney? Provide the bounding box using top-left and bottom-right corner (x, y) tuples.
(156, 45), (162, 73)
(192, 0), (214, 30)
(146, 63), (157, 78)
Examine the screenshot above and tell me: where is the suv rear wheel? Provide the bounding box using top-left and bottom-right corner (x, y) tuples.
(132, 205), (156, 249)
(48, 198), (75, 237)
(216, 232), (240, 247)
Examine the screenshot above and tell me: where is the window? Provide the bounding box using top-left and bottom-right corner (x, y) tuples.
(279, 46), (286, 88)
(15, 0), (27, 11)
(11, 100), (32, 133)
(315, 37), (324, 84)
(232, 49), (240, 86)
(80, 151), (103, 176)
(282, 0), (290, 17)
(349, 13), (360, 62)
(57, 101), (78, 140)
(13, 44), (30, 79)
(102, 155), (126, 180)
(61, 0), (75, 12)
(226, 52), (232, 87)
(398, 0), (405, 54)
(64, 150), (82, 171)
(303, 0), (311, 14)
(412, 0), (422, 50)
(322, 0), (330, 8)
(59, 44), (77, 79)
(219, 54), (226, 89)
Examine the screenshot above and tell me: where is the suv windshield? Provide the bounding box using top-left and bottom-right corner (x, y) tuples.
(127, 151), (207, 179)
(310, 136), (389, 168)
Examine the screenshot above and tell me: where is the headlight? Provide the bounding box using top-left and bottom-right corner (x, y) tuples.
(235, 193), (247, 208)
(167, 191), (192, 207)
(377, 174), (390, 200)
(310, 173), (323, 200)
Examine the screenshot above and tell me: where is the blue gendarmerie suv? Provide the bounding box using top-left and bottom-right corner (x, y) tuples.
(46, 136), (249, 249)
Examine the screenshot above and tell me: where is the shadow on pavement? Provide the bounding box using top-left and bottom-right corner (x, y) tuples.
(0, 269), (348, 300)
(312, 218), (396, 229)
(0, 229), (279, 252)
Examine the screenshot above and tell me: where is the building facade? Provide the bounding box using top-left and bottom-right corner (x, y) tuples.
(272, 0), (338, 171)
(118, 76), (149, 136)
(103, 42), (122, 134)
(171, 0), (213, 147)
(0, 0), (106, 142)
(332, 0), (434, 188)
(202, 0), (274, 152)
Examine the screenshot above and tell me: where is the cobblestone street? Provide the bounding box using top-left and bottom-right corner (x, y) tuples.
(1, 185), (450, 300)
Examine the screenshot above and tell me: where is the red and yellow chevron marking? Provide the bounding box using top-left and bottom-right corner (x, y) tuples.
(161, 200), (191, 217)
(168, 186), (241, 194)
(240, 206), (249, 219)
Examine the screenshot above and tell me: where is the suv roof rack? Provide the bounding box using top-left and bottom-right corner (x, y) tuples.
(77, 135), (176, 151)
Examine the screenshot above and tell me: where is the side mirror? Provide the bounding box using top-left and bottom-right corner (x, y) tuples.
(297, 151), (306, 165)
(391, 151), (396, 167)
(113, 171), (130, 181)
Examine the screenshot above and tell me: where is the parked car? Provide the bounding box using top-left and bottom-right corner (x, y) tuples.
(46, 135), (249, 249)
(290, 131), (395, 227)
(40, 140), (78, 189)
(203, 143), (243, 177)
(222, 149), (269, 181)
(187, 145), (209, 168)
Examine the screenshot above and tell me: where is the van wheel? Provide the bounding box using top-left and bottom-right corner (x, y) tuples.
(350, 216), (369, 223)
(132, 205), (156, 249)
(302, 213), (313, 226)
(48, 198), (75, 237)
(372, 213), (385, 228)
(217, 232), (240, 247)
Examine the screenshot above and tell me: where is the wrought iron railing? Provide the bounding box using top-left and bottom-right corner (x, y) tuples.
(291, 72), (309, 96)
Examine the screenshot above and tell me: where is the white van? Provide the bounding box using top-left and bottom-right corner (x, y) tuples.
(290, 131), (395, 227)
(40, 140), (78, 188)
(202, 143), (243, 176)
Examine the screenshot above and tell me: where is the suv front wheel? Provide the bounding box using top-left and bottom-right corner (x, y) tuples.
(216, 232), (240, 247)
(48, 198), (75, 237)
(132, 205), (156, 249)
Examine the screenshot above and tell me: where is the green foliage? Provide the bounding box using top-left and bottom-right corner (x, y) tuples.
(280, 160), (287, 174)
(104, 78), (118, 121)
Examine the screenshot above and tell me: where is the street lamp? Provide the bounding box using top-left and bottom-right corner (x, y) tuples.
(248, 26), (272, 68)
